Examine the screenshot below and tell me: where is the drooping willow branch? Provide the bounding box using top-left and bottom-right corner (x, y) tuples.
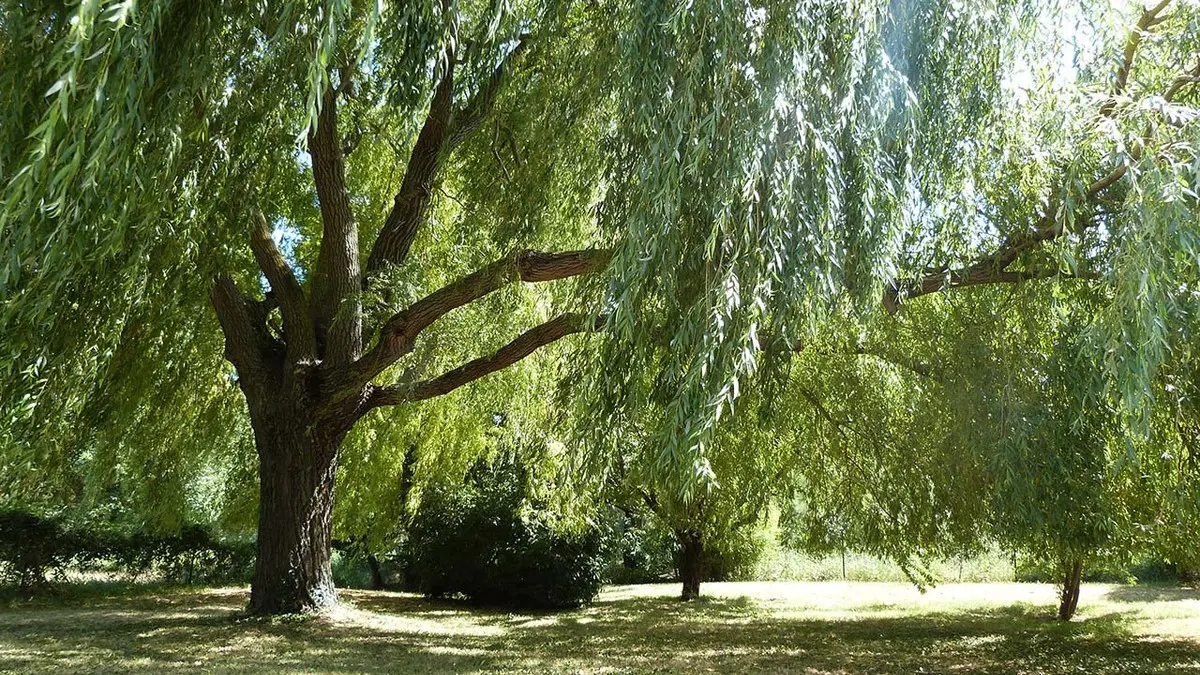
(884, 1), (1190, 312)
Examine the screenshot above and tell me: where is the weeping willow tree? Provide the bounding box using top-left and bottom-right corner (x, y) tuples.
(1, 0), (617, 614)
(730, 0), (1200, 595)
(886, 0), (1200, 407)
(771, 316), (991, 588)
(921, 289), (1189, 622)
(772, 276), (1199, 620)
(875, 0), (1200, 615)
(895, 287), (1146, 622)
(579, 0), (1029, 497)
(2, 0), (1196, 616)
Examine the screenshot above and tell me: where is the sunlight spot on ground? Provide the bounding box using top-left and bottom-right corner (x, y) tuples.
(423, 645), (493, 657)
(1139, 617), (1200, 641)
(328, 606), (508, 638)
(955, 634), (1006, 648)
(509, 616), (562, 629)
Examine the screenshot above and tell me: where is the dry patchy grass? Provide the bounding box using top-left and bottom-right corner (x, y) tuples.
(1, 581), (1199, 673)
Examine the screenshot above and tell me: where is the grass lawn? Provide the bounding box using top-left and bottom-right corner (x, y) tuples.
(1, 581), (1199, 673)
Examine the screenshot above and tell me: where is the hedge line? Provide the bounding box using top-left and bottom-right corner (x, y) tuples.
(0, 509), (253, 590)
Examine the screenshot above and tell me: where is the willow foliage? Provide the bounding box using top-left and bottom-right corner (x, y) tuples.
(1, 0), (1198, 526)
(582, 0), (1034, 495)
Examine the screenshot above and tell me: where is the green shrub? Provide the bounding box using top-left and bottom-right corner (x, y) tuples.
(599, 503), (768, 585)
(154, 525), (255, 585)
(332, 550), (375, 589)
(1014, 556), (1128, 584)
(331, 546), (400, 590)
(406, 456), (605, 609)
(1128, 558), (1183, 584)
(0, 509), (69, 589)
(75, 523), (253, 585)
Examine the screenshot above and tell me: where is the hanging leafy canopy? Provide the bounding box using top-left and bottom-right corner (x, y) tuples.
(1, 0), (1198, 525)
(766, 277), (1198, 585)
(851, 0), (1200, 577)
(886, 0), (1200, 421)
(688, 0), (1200, 531)
(0, 0), (614, 518)
(747, 296), (994, 585)
(581, 0), (1041, 495)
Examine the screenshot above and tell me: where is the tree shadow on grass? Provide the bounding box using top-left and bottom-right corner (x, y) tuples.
(1, 587), (1199, 673)
(1103, 584), (1200, 604)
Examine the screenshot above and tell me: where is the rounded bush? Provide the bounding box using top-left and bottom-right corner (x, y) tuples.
(405, 457), (605, 609)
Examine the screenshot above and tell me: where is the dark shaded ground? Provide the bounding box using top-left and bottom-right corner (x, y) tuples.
(1, 582), (1198, 673)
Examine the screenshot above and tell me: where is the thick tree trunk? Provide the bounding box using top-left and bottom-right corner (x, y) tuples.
(247, 412), (342, 615)
(1057, 558), (1084, 621)
(677, 529), (704, 601)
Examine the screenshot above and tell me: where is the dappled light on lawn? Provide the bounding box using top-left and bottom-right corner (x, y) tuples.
(2, 582), (1200, 674)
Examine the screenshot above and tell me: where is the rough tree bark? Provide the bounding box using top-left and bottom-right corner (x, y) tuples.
(249, 419), (342, 613)
(676, 529), (704, 601)
(1057, 558), (1084, 621)
(209, 35), (608, 614)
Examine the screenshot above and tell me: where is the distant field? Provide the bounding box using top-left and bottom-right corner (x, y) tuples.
(2, 581), (1198, 673)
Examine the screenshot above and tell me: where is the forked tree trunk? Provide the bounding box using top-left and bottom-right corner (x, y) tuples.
(1057, 558), (1084, 621)
(677, 529), (704, 601)
(246, 406), (343, 615)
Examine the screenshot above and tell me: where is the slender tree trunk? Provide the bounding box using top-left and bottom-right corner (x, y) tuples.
(677, 529), (704, 601)
(247, 408), (343, 615)
(367, 554), (386, 591)
(1057, 558), (1084, 621)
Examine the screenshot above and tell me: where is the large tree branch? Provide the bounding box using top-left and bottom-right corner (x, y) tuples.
(308, 84), (362, 366)
(884, 4), (1187, 313)
(885, 264), (1099, 313)
(361, 312), (602, 412)
(349, 248), (611, 387)
(249, 211), (317, 362)
(1086, 58), (1200, 194)
(366, 53), (457, 276)
(366, 31), (535, 277)
(1164, 62), (1200, 101)
(210, 274), (278, 382)
(1100, 0), (1172, 117)
(444, 33), (534, 153)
